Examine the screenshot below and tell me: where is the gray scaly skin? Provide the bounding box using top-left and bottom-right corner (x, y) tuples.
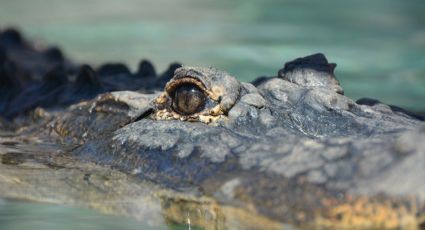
(1, 29), (425, 229)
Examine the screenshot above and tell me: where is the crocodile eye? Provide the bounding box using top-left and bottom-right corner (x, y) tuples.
(172, 84), (206, 115)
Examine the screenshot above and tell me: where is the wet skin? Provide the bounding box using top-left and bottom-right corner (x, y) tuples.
(1, 28), (425, 229)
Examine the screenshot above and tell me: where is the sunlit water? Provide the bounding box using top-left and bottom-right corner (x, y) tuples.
(0, 0), (424, 229)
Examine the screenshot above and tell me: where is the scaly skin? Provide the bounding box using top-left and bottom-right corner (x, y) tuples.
(1, 28), (425, 229)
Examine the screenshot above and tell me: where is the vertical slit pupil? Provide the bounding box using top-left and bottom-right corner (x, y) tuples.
(172, 84), (206, 115)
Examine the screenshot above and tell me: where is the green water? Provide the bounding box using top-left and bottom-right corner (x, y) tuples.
(0, 199), (196, 230)
(0, 0), (424, 229)
(0, 0), (424, 110)
(0, 199), (150, 230)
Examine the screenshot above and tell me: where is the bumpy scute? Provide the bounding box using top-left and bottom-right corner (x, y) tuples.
(1, 29), (425, 230)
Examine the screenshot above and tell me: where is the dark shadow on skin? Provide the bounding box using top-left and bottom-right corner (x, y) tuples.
(0, 28), (181, 119)
(278, 53), (337, 77)
(251, 76), (274, 86)
(356, 97), (425, 121)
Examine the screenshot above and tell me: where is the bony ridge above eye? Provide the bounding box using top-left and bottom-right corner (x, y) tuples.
(152, 66), (241, 123)
(171, 84), (206, 115)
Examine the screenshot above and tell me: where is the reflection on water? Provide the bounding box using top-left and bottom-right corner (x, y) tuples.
(0, 199), (148, 230)
(0, 0), (424, 110)
(0, 138), (203, 230)
(0, 199), (197, 230)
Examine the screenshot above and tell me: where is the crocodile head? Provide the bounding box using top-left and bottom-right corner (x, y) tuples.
(35, 53), (424, 229)
(1, 29), (424, 229)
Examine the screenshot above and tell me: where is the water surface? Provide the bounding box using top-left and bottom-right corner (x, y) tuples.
(0, 199), (196, 230)
(0, 0), (424, 110)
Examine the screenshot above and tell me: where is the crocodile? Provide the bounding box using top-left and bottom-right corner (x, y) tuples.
(1, 28), (425, 229)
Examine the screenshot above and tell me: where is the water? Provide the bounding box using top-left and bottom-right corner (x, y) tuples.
(0, 199), (150, 230)
(0, 0), (424, 229)
(0, 0), (424, 110)
(0, 199), (196, 230)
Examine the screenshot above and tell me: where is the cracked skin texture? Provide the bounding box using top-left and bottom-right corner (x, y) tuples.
(1, 29), (425, 229)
